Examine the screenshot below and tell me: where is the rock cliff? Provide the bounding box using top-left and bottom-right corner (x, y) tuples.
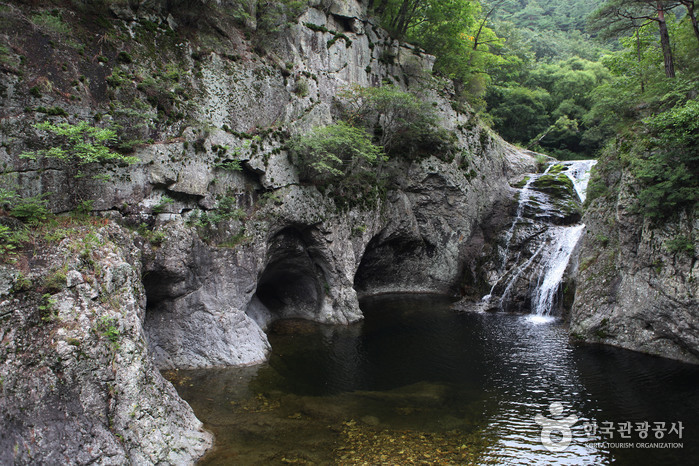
(0, 223), (212, 464)
(0, 0), (537, 462)
(571, 157), (698, 364)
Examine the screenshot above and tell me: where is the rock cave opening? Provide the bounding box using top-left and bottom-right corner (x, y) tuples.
(353, 234), (425, 297)
(247, 227), (328, 328)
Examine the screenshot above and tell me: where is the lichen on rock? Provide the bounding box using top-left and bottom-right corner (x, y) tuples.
(0, 223), (212, 464)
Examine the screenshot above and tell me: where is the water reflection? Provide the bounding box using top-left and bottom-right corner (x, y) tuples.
(169, 295), (699, 465)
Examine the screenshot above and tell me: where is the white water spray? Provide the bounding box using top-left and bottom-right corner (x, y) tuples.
(531, 224), (585, 316)
(561, 160), (597, 203)
(483, 160), (596, 317)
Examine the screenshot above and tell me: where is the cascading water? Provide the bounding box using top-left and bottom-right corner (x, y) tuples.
(561, 160), (597, 203)
(531, 224), (585, 316)
(482, 166), (554, 304)
(484, 160), (597, 317)
(498, 165), (554, 269)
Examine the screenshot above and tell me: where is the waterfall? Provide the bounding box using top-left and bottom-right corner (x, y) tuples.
(561, 160), (597, 203)
(483, 160), (596, 317)
(499, 164), (553, 270)
(531, 225), (585, 316)
(482, 166), (554, 304)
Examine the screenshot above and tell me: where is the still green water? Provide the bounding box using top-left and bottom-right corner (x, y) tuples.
(168, 294), (699, 465)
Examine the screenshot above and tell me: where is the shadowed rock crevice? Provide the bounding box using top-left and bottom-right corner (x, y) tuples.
(248, 227), (329, 328)
(353, 234), (426, 297)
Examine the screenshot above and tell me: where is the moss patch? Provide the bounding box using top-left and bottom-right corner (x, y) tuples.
(531, 172), (575, 198)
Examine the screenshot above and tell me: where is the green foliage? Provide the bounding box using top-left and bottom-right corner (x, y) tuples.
(190, 195), (246, 233)
(12, 272), (33, 292)
(136, 66), (188, 118)
(289, 122), (384, 183)
(665, 235), (695, 256)
(23, 121), (136, 166)
(218, 227), (249, 249)
(21, 121), (138, 181)
(35, 106), (69, 117)
(258, 191), (282, 207)
(492, 0), (606, 60)
(107, 101), (155, 152)
(338, 85), (456, 160)
(135, 223), (166, 245)
(487, 85), (551, 144)
(214, 160), (242, 172)
(377, 1), (501, 100)
(152, 196), (175, 214)
(255, 0), (308, 37)
(585, 13), (698, 131)
(302, 21), (354, 48)
(631, 99), (699, 220)
(97, 316), (120, 349)
(295, 77), (309, 97)
(39, 293), (59, 322)
(43, 269), (67, 294)
(288, 121), (388, 209)
(32, 11), (71, 36)
(0, 224), (23, 257)
(75, 200), (94, 216)
(117, 51), (133, 64)
(487, 57), (612, 156)
(10, 194), (51, 223)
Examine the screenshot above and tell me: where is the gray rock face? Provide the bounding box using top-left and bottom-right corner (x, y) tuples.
(0, 224), (212, 465)
(0, 2), (539, 462)
(571, 170), (699, 364)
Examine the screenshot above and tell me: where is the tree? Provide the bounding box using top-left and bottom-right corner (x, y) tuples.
(469, 0), (507, 66)
(633, 99), (699, 219)
(288, 122), (384, 185)
(20, 121), (139, 204)
(486, 85), (552, 144)
(589, 0), (682, 78)
(373, 1), (490, 94)
(287, 122), (386, 208)
(337, 85), (456, 160)
(678, 0), (699, 44)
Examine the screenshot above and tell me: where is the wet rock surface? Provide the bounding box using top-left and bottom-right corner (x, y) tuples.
(0, 1), (550, 462)
(456, 161), (592, 316)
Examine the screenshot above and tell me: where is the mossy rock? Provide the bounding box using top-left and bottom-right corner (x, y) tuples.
(530, 172), (582, 224)
(511, 176), (530, 189)
(531, 172), (575, 199)
(546, 163), (566, 175)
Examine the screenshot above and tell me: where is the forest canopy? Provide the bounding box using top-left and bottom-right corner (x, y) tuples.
(370, 0), (697, 163)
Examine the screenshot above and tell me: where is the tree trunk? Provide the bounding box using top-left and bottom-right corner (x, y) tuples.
(398, 0), (421, 36)
(392, 0), (412, 37)
(636, 27), (645, 93)
(375, 0), (389, 15)
(657, 4), (676, 78)
(685, 1), (699, 45)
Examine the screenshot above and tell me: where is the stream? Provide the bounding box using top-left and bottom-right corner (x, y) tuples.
(168, 295), (699, 465)
(166, 160), (698, 465)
